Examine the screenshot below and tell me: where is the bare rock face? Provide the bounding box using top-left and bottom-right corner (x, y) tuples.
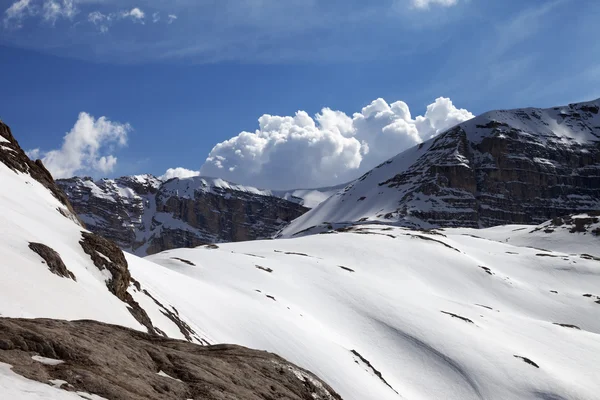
(0, 318), (342, 400)
(78, 231), (158, 335)
(28, 243), (76, 281)
(57, 176), (308, 256)
(283, 99), (600, 236)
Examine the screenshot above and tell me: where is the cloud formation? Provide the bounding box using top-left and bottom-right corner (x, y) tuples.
(411, 0), (458, 9)
(27, 112), (132, 179)
(160, 167), (201, 181)
(200, 97), (473, 189)
(2, 0), (177, 31)
(3, 0), (34, 27)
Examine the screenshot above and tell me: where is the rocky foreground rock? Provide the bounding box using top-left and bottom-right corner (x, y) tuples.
(0, 318), (341, 400)
(57, 175), (308, 256)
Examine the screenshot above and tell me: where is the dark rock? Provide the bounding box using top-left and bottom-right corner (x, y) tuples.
(514, 355), (540, 368)
(28, 242), (76, 281)
(0, 318), (342, 400)
(57, 176), (308, 256)
(79, 231), (157, 335)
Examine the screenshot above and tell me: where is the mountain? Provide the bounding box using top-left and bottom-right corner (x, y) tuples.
(3, 118), (600, 399)
(0, 121), (340, 399)
(281, 99), (600, 237)
(57, 175), (309, 256)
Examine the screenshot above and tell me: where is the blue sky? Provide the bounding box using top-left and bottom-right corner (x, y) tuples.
(1, 0), (599, 188)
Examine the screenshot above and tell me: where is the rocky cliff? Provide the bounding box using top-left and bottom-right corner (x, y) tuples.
(281, 98), (600, 236)
(57, 175), (308, 255)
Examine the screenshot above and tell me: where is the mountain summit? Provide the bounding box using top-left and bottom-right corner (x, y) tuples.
(282, 99), (600, 237)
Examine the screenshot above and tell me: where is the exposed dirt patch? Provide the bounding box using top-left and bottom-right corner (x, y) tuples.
(171, 257), (196, 266)
(553, 323), (581, 330)
(28, 242), (76, 281)
(581, 254), (600, 261)
(514, 355), (539, 368)
(441, 311), (474, 324)
(350, 350), (398, 395)
(256, 265), (273, 273)
(0, 318), (342, 400)
(275, 250), (313, 257)
(410, 235), (461, 252)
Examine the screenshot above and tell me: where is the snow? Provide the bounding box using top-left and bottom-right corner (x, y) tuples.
(0, 362), (107, 399)
(271, 183), (347, 208)
(49, 379), (69, 388)
(160, 176), (271, 199)
(133, 224), (600, 400)
(31, 356), (64, 366)
(156, 370), (182, 382)
(0, 163), (145, 329)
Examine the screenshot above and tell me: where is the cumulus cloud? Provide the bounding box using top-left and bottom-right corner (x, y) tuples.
(120, 7), (144, 23)
(412, 0), (458, 9)
(160, 167), (201, 180)
(27, 112), (132, 179)
(200, 97), (473, 189)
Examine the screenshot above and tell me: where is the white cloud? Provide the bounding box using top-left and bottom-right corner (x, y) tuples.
(167, 14), (177, 24)
(120, 7), (144, 23)
(3, 0), (35, 28)
(411, 0), (458, 9)
(152, 12), (160, 23)
(160, 167), (201, 181)
(27, 112), (132, 179)
(200, 97), (473, 189)
(42, 0), (76, 24)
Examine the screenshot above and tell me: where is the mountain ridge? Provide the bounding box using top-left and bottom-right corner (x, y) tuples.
(57, 174), (311, 255)
(281, 98), (600, 237)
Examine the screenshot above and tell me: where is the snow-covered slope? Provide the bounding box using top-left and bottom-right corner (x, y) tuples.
(457, 212), (600, 257)
(270, 183), (347, 209)
(281, 99), (600, 237)
(57, 175), (308, 255)
(138, 224), (600, 400)
(0, 121), (207, 345)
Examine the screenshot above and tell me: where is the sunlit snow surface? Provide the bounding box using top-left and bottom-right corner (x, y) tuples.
(136, 224), (600, 400)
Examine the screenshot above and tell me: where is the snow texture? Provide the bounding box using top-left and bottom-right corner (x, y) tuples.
(137, 223), (600, 400)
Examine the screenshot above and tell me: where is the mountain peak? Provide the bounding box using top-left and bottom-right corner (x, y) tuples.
(281, 99), (600, 237)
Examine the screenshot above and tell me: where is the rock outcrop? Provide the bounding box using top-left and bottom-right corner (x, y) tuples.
(282, 99), (600, 236)
(57, 175), (309, 255)
(0, 318), (342, 400)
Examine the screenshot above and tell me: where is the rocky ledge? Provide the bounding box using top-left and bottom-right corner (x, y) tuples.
(0, 318), (341, 400)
